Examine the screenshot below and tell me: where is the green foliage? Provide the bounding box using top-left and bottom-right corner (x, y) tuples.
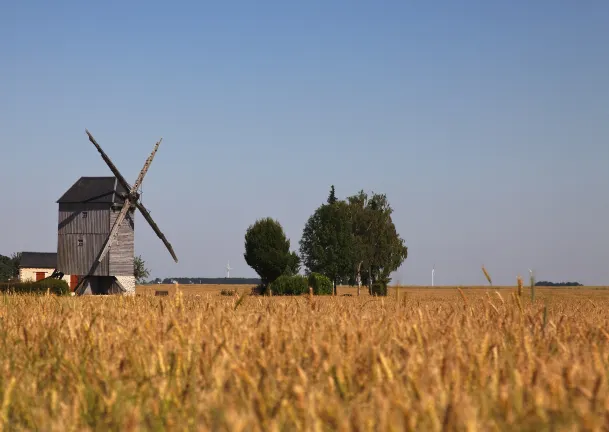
(308, 272), (333, 295)
(535, 281), (583, 287)
(283, 251), (301, 277)
(327, 185), (337, 204)
(134, 255), (150, 284)
(244, 218), (301, 286)
(251, 283), (266, 295)
(0, 252), (21, 282)
(270, 275), (309, 296)
(300, 187), (408, 295)
(370, 281), (388, 296)
(299, 199), (355, 294)
(0, 278), (69, 296)
(0, 259), (13, 282)
(346, 190), (408, 287)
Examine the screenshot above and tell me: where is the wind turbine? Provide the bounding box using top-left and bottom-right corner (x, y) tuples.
(432, 264), (435, 287)
(226, 261), (233, 279)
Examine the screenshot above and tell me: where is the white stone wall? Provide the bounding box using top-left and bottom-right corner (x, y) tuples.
(115, 275), (136, 295)
(20, 267), (71, 285)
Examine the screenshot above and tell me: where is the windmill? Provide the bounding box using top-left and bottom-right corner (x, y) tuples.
(226, 261), (233, 278)
(431, 264), (435, 287)
(56, 129), (178, 295)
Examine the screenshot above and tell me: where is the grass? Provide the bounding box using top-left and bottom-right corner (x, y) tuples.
(1, 286), (608, 430)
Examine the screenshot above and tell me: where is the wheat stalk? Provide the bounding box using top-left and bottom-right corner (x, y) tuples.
(517, 275), (523, 297)
(482, 265), (492, 286)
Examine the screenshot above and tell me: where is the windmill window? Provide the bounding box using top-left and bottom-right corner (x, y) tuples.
(82, 212), (88, 219)
(77, 239), (83, 247)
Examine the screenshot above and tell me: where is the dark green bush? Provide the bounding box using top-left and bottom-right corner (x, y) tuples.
(370, 281), (388, 296)
(0, 278), (70, 296)
(270, 275), (308, 296)
(251, 284), (266, 295)
(308, 272), (333, 295)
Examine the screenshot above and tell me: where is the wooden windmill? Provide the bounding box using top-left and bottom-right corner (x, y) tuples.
(56, 129), (178, 295)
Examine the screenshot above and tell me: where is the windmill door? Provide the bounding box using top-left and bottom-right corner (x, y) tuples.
(35, 272), (45, 281)
(70, 275), (79, 291)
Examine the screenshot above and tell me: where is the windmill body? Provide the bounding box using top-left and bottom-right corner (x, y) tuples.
(56, 129), (178, 295)
(57, 177), (136, 294)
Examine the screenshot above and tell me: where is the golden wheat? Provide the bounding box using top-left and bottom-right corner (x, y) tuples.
(0, 287), (608, 431)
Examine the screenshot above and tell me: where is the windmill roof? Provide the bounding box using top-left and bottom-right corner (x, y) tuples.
(20, 252), (57, 269)
(57, 177), (128, 204)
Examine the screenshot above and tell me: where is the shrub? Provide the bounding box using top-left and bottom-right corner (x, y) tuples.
(270, 275), (308, 296)
(370, 281), (388, 296)
(250, 284), (266, 296)
(220, 289), (237, 296)
(0, 278), (70, 296)
(308, 272), (333, 295)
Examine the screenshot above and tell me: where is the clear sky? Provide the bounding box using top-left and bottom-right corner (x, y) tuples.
(2, 1), (608, 285)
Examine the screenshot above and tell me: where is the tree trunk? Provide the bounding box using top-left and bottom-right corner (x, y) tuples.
(333, 278), (337, 296)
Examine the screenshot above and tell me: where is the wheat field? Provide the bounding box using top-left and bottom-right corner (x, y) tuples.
(1, 287), (608, 431)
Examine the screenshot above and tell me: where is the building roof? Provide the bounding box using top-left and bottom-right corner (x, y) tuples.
(57, 177), (128, 204)
(20, 252), (57, 269)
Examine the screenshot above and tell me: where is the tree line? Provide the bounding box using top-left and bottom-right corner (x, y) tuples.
(243, 186), (408, 295)
(143, 277), (262, 285)
(534, 281), (583, 287)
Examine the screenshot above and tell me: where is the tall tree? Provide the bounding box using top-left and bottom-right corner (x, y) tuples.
(244, 217), (300, 286)
(346, 191), (408, 294)
(299, 200), (354, 295)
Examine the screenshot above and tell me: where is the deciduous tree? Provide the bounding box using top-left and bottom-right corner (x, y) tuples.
(0, 252), (21, 282)
(346, 191), (408, 294)
(244, 217), (300, 286)
(134, 255), (150, 284)
(300, 187), (355, 295)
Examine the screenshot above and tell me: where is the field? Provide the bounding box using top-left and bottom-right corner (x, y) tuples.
(1, 286), (608, 430)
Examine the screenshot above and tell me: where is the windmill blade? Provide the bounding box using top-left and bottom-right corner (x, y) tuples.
(135, 201), (178, 263)
(132, 138), (162, 193)
(85, 129), (133, 192)
(98, 198), (132, 263)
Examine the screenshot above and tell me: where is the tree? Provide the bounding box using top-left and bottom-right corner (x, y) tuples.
(134, 255), (150, 284)
(244, 217), (300, 287)
(346, 191), (408, 295)
(0, 257), (13, 282)
(299, 196), (355, 295)
(0, 252), (21, 282)
(327, 185), (337, 204)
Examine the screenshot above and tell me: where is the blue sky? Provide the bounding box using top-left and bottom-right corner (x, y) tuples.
(2, 1), (608, 285)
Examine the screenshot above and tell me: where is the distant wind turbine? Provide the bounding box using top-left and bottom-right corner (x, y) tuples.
(226, 261), (233, 278)
(432, 265), (435, 287)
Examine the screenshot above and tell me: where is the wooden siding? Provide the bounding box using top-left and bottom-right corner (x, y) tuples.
(58, 203), (110, 234)
(109, 208), (135, 276)
(57, 202), (112, 276)
(57, 234), (110, 276)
